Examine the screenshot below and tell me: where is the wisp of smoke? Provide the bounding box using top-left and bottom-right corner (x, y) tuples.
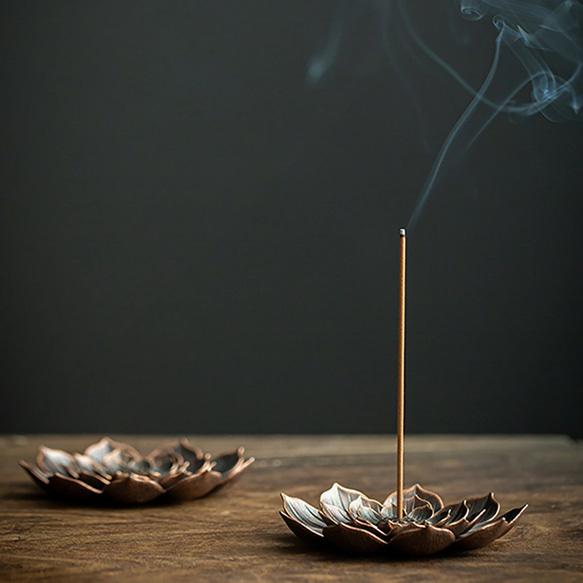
(307, 0), (583, 231)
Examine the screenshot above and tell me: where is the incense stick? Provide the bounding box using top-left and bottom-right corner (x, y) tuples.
(397, 228), (406, 519)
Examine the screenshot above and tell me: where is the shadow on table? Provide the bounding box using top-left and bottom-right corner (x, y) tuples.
(268, 532), (486, 564)
(0, 483), (216, 510)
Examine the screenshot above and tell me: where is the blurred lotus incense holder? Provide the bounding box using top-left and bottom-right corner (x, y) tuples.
(280, 229), (527, 556)
(20, 437), (254, 505)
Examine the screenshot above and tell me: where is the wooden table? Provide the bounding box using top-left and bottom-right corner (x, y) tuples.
(1, 435), (582, 582)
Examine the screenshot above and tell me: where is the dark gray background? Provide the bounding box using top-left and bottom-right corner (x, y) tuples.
(2, 1), (582, 436)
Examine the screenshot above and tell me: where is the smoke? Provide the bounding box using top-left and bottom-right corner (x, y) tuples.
(308, 0), (583, 230)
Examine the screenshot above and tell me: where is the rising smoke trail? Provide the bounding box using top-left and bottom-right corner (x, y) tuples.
(308, 0), (583, 231)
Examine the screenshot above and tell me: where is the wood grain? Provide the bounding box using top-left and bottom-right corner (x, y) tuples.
(1, 435), (582, 582)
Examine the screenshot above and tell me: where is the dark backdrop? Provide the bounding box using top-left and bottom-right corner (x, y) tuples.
(2, 1), (582, 436)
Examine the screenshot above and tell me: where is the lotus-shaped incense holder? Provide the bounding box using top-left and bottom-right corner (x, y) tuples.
(281, 483), (527, 556)
(20, 437), (254, 505)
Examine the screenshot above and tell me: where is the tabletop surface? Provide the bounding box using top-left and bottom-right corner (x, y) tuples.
(0, 434), (582, 582)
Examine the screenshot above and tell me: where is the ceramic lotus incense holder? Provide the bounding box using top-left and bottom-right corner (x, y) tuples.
(281, 483), (527, 556)
(20, 437), (254, 505)
(280, 230), (527, 557)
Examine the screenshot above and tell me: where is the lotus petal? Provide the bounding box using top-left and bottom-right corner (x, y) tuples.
(73, 454), (100, 475)
(103, 474), (164, 504)
(281, 493), (327, 539)
(447, 511), (485, 537)
(321, 483), (366, 511)
(37, 447), (78, 478)
(411, 484), (444, 513)
(320, 502), (352, 525)
(78, 471), (109, 491)
(159, 455), (212, 490)
(84, 437), (138, 465)
(383, 486), (407, 507)
(404, 494), (431, 516)
(172, 439), (205, 471)
(378, 492), (428, 517)
(102, 448), (144, 476)
(465, 492), (500, 524)
(216, 456), (255, 490)
(212, 449), (244, 476)
(157, 471), (190, 490)
(172, 452), (212, 480)
(384, 484), (444, 513)
(431, 500), (468, 526)
(347, 496), (399, 539)
(165, 470), (222, 501)
(357, 521), (392, 539)
(388, 523), (456, 556)
(453, 504), (528, 551)
(386, 521), (424, 538)
(381, 502), (398, 521)
(127, 458), (152, 475)
(148, 439), (202, 468)
(375, 518), (403, 536)
(320, 483), (364, 524)
(280, 511), (325, 544)
(181, 453), (208, 475)
(48, 474), (102, 500)
(409, 500), (433, 522)
(147, 449), (182, 477)
(323, 523), (388, 554)
(348, 495), (383, 524)
(429, 508), (452, 527)
(19, 460), (50, 489)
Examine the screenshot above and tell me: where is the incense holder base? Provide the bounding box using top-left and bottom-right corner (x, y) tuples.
(280, 483), (527, 556)
(20, 437), (254, 505)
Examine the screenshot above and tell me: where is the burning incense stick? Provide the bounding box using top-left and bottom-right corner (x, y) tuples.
(397, 228), (406, 519)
